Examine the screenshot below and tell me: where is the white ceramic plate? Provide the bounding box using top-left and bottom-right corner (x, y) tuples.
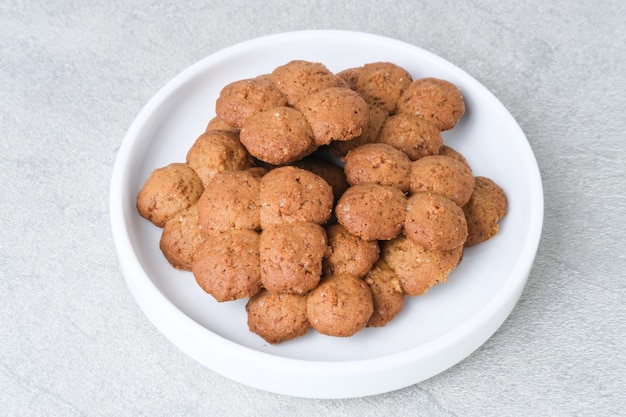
(110, 30), (543, 399)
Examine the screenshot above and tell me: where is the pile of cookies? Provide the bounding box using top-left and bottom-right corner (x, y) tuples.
(136, 60), (508, 344)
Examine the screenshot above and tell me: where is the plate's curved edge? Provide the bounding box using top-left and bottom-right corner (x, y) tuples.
(110, 30), (544, 399)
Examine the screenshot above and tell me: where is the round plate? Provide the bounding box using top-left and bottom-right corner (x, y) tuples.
(110, 30), (543, 399)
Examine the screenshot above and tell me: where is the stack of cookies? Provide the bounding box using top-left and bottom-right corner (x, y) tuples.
(136, 60), (508, 344)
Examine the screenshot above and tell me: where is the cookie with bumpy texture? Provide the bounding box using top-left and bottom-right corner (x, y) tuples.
(259, 166), (333, 229)
(192, 229), (261, 302)
(271, 60), (346, 106)
(439, 144), (470, 169)
(246, 289), (310, 344)
(396, 77), (465, 131)
(381, 235), (463, 296)
(323, 223), (380, 278)
(335, 183), (407, 241)
(215, 74), (287, 129)
(306, 273), (374, 337)
(205, 116), (240, 134)
(239, 106), (316, 165)
(364, 259), (405, 328)
(294, 87), (369, 146)
(337, 62), (413, 114)
(463, 176), (508, 247)
(409, 155), (475, 207)
(136, 162), (204, 228)
(260, 222), (328, 294)
(343, 143), (412, 193)
(404, 193), (468, 251)
(377, 113), (443, 161)
(186, 130), (253, 186)
(291, 155), (349, 202)
(159, 204), (203, 271)
(197, 169), (261, 236)
(328, 103), (389, 157)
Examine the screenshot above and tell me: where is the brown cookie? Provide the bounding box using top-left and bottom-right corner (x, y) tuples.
(294, 87), (369, 146)
(259, 166), (333, 229)
(377, 113), (443, 161)
(335, 67), (360, 88)
(291, 155), (349, 201)
(159, 204), (204, 271)
(245, 166), (269, 179)
(323, 223), (380, 278)
(239, 106), (316, 165)
(196, 169), (261, 236)
(343, 143), (412, 193)
(215, 74), (288, 129)
(328, 103), (389, 157)
(409, 155), (475, 206)
(246, 289), (310, 344)
(396, 78), (465, 131)
(404, 193), (468, 251)
(260, 222), (328, 294)
(136, 162), (204, 227)
(335, 183), (407, 241)
(205, 116), (240, 134)
(306, 273), (374, 337)
(463, 176), (508, 247)
(270, 60), (344, 106)
(186, 130), (253, 186)
(337, 62), (413, 114)
(439, 144), (470, 169)
(364, 259), (405, 327)
(381, 235), (463, 296)
(192, 229), (261, 302)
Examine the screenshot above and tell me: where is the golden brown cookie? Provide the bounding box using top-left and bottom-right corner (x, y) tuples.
(335, 183), (407, 241)
(364, 259), (405, 327)
(323, 223), (380, 278)
(245, 166), (269, 178)
(335, 66), (360, 88)
(259, 222), (328, 294)
(294, 87), (369, 146)
(463, 176), (508, 247)
(205, 116), (240, 133)
(215, 74), (288, 129)
(259, 166), (334, 229)
(409, 155), (475, 206)
(246, 289), (310, 344)
(404, 193), (468, 251)
(136, 162), (204, 227)
(192, 229), (261, 302)
(328, 103), (389, 157)
(239, 106), (316, 165)
(270, 60), (344, 106)
(186, 130), (253, 186)
(396, 78), (465, 131)
(306, 273), (374, 337)
(159, 204), (203, 271)
(377, 113), (443, 161)
(337, 62), (413, 114)
(381, 235), (463, 296)
(196, 169), (261, 236)
(291, 155), (349, 201)
(439, 144), (470, 169)
(343, 143), (412, 193)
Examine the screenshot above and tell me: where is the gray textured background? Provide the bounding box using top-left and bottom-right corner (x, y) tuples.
(2, 0), (625, 415)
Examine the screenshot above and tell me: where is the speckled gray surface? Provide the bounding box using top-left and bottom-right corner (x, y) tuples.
(2, 0), (625, 415)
